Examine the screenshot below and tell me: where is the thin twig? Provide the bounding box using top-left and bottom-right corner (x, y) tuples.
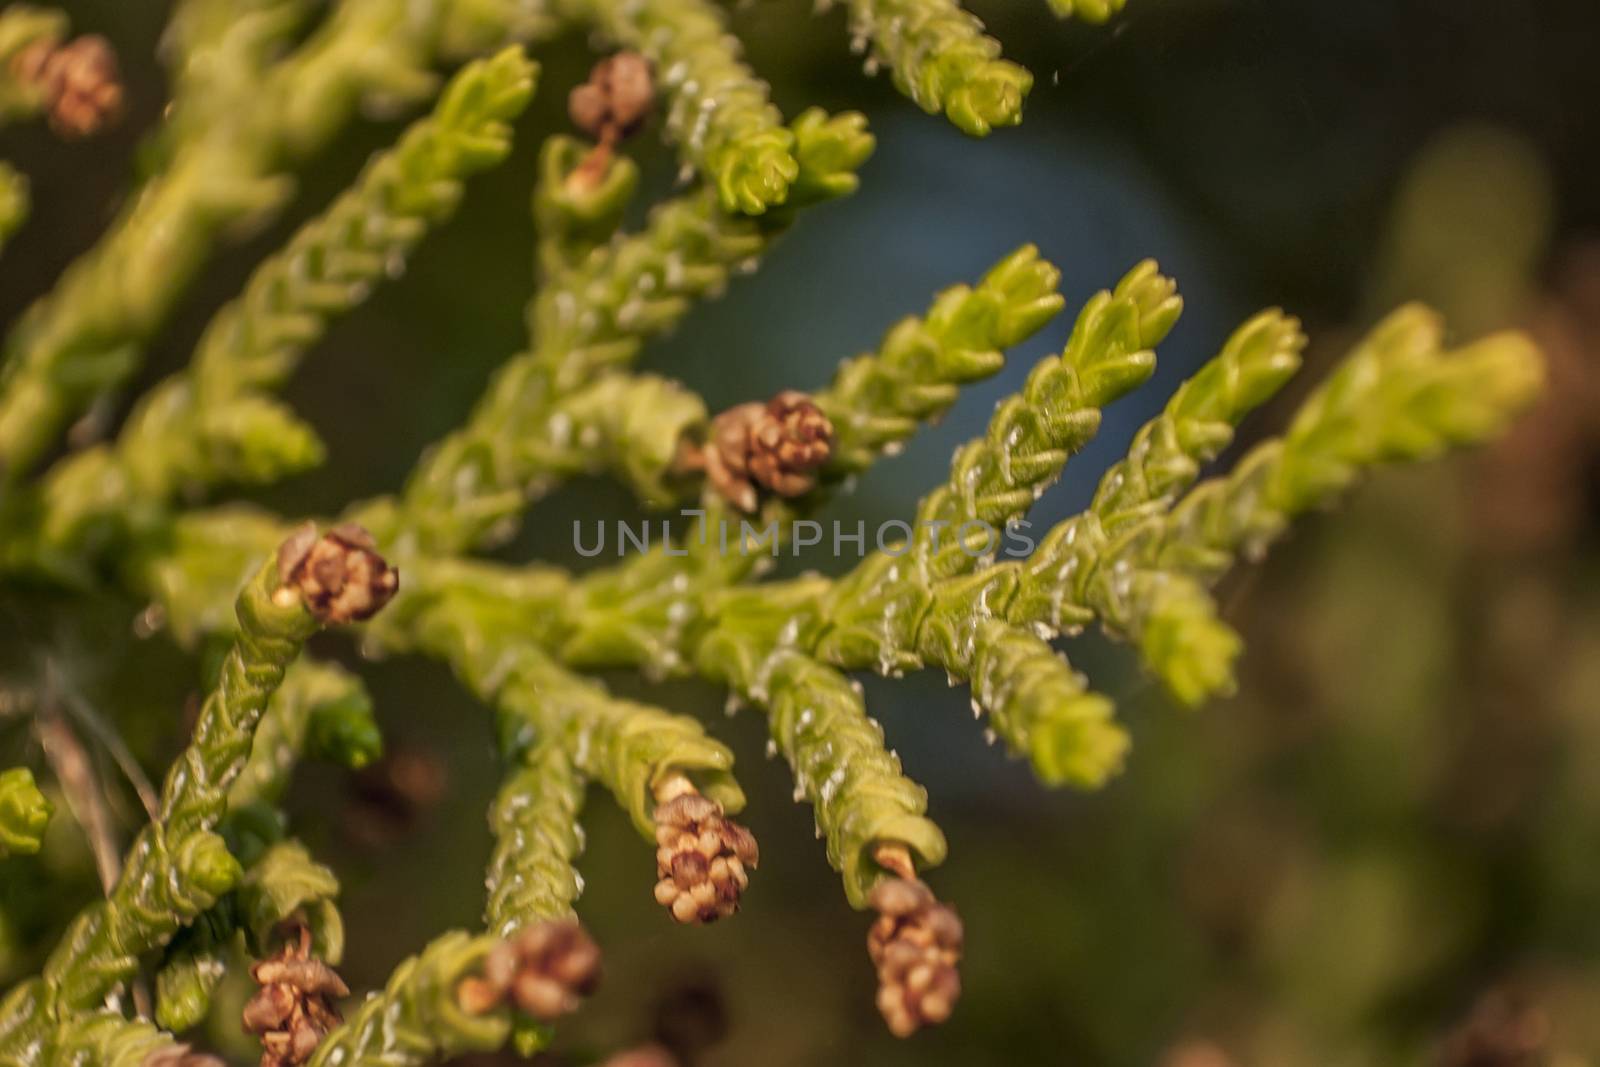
(36, 683), (120, 893)
(48, 660), (159, 819)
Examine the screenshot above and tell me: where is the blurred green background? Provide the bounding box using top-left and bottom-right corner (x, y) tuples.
(4, 1), (1600, 1064)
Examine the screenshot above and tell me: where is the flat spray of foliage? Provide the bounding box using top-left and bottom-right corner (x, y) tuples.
(0, 0), (1542, 1063)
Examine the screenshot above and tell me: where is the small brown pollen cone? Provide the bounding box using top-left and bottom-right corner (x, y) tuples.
(242, 925), (349, 1067)
(650, 775), (758, 924)
(687, 391), (834, 513)
(456, 919), (602, 1022)
(11, 34), (123, 137)
(142, 1047), (226, 1067)
(866, 845), (963, 1038)
(274, 523), (398, 624)
(567, 51), (653, 190)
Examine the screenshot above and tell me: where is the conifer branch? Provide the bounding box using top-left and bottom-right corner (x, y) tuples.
(694, 591), (945, 909)
(306, 930), (511, 1065)
(814, 261), (1177, 670)
(0, 0), (546, 483)
(50, 1010), (220, 1066)
(484, 738), (586, 1056)
(224, 659), (381, 856)
(0, 527), (393, 1058)
(1099, 307), (1543, 704)
(563, 0), (798, 215)
(517, 371), (709, 507)
(502, 659), (746, 849)
(816, 244), (1067, 476)
(549, 247), (1066, 675)
(153, 912), (233, 1035)
(1157, 305), (1544, 574)
(486, 739), (586, 938)
(155, 662), (371, 1036)
(154, 839), (346, 1036)
(533, 135), (641, 280)
(309, 923), (599, 1067)
(157, 0), (313, 130)
(392, 108), (870, 553)
(920, 569), (1128, 787)
(389, 554), (750, 923)
(16, 49), (535, 575)
(845, 0), (1032, 136)
(0, 0), (1553, 1051)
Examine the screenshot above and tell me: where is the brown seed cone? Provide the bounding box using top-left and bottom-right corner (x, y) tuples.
(692, 391), (834, 512)
(866, 877), (964, 1038)
(10, 34), (123, 137)
(143, 1047), (226, 1067)
(242, 926), (349, 1067)
(274, 523), (398, 624)
(456, 919), (602, 1022)
(650, 780), (759, 924)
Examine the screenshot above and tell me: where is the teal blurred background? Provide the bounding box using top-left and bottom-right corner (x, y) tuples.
(4, 2), (1600, 1064)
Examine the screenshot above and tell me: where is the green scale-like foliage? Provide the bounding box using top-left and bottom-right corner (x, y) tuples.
(0, 0), (546, 483)
(0, 549), (323, 1058)
(392, 109), (874, 554)
(155, 840), (345, 1035)
(486, 738), (586, 936)
(562, 0), (799, 214)
(549, 245), (1070, 678)
(847, 0), (1033, 136)
(49, 1010), (207, 1067)
(19, 49), (535, 578)
(1077, 304), (1545, 704)
(814, 259), (1181, 674)
(225, 658), (383, 837)
(695, 589), (945, 907)
(506, 661), (745, 838)
(0, 1), (1552, 1057)
(387, 554), (745, 838)
(307, 930), (512, 1067)
(0, 768), (51, 859)
(817, 244), (1067, 476)
(148, 658), (374, 1033)
(913, 306), (1309, 737)
(941, 305), (1539, 779)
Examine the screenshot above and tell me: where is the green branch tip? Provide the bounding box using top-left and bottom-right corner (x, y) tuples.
(848, 0), (1032, 136)
(0, 767), (52, 857)
(574, 0), (797, 214)
(790, 108), (875, 204)
(1047, 0), (1129, 23)
(820, 243), (1065, 475)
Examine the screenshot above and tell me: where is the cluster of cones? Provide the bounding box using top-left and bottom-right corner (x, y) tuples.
(650, 776), (760, 924)
(9, 32), (122, 137)
(455, 920), (603, 1021)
